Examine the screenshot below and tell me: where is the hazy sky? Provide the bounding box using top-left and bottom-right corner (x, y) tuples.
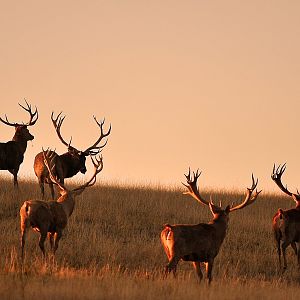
(1, 1), (300, 192)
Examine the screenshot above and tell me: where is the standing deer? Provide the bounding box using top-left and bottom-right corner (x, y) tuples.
(0, 100), (38, 187)
(20, 149), (103, 262)
(271, 164), (300, 271)
(161, 169), (261, 284)
(34, 112), (111, 199)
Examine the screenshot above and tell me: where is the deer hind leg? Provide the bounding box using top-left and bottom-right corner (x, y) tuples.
(53, 230), (62, 254)
(48, 233), (54, 252)
(164, 256), (180, 278)
(38, 230), (48, 258)
(281, 241), (289, 271)
(192, 261), (203, 282)
(20, 226), (27, 263)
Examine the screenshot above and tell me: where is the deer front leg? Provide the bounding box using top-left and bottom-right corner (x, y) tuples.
(192, 261), (203, 282)
(205, 259), (214, 284)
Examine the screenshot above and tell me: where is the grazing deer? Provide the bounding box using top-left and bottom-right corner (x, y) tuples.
(34, 112), (111, 199)
(0, 100), (38, 187)
(161, 169), (261, 284)
(20, 149), (103, 262)
(271, 164), (300, 271)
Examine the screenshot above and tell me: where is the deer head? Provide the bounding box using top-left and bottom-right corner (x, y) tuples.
(51, 112), (110, 174)
(182, 168), (261, 216)
(0, 99), (38, 141)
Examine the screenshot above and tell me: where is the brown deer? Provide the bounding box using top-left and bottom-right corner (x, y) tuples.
(34, 112), (111, 199)
(20, 149), (103, 262)
(0, 100), (38, 187)
(161, 169), (261, 284)
(271, 163), (300, 271)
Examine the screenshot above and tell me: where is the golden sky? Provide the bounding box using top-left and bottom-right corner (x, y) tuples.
(1, 1), (300, 192)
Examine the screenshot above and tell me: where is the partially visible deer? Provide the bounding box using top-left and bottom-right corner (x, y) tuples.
(271, 164), (300, 271)
(161, 169), (261, 284)
(34, 112), (111, 199)
(20, 149), (103, 262)
(0, 100), (38, 187)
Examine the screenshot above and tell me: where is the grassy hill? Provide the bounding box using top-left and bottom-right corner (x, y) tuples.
(0, 177), (299, 299)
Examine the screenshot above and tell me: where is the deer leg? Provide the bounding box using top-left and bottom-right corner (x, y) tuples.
(291, 242), (297, 256)
(164, 256), (180, 278)
(8, 169), (18, 187)
(53, 230), (62, 254)
(49, 183), (55, 200)
(38, 231), (47, 258)
(205, 260), (214, 285)
(281, 242), (289, 271)
(39, 179), (45, 199)
(48, 233), (54, 252)
(20, 226), (27, 263)
(275, 237), (282, 270)
(192, 261), (203, 282)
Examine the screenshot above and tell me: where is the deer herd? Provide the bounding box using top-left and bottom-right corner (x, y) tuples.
(1, 100), (300, 284)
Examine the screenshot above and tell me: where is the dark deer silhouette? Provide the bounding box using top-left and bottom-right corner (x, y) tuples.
(21, 149), (104, 262)
(271, 164), (300, 271)
(161, 169), (261, 284)
(0, 100), (38, 187)
(34, 112), (111, 199)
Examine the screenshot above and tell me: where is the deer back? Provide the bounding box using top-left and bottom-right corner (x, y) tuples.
(34, 151), (64, 183)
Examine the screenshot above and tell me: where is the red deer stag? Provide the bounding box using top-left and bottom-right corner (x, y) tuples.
(20, 149), (103, 262)
(161, 169), (261, 284)
(34, 112), (111, 199)
(271, 163), (300, 271)
(0, 100), (38, 187)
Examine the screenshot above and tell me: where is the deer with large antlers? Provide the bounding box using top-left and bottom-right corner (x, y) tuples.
(34, 112), (111, 199)
(20, 149), (103, 262)
(271, 164), (300, 271)
(0, 100), (38, 187)
(161, 169), (261, 284)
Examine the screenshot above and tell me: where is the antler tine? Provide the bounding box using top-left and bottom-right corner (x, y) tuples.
(83, 116), (111, 156)
(72, 155), (104, 192)
(42, 148), (66, 191)
(51, 112), (70, 148)
(0, 114), (16, 126)
(229, 175), (261, 212)
(271, 163), (300, 200)
(19, 99), (38, 126)
(182, 168), (210, 206)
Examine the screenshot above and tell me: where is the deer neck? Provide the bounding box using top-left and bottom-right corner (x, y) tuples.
(12, 135), (28, 154)
(56, 194), (75, 217)
(210, 216), (228, 241)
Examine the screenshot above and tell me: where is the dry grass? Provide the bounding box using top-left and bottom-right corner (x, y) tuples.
(0, 176), (300, 299)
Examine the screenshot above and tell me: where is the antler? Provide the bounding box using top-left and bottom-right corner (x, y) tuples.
(271, 163), (300, 201)
(0, 99), (38, 127)
(182, 168), (210, 206)
(72, 155), (104, 193)
(42, 148), (67, 192)
(229, 174), (261, 212)
(83, 117), (111, 156)
(51, 112), (72, 148)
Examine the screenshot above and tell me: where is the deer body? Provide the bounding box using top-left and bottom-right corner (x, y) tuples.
(271, 164), (300, 271)
(21, 150), (103, 261)
(272, 205), (300, 270)
(34, 112), (110, 199)
(161, 169), (260, 284)
(0, 101), (38, 186)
